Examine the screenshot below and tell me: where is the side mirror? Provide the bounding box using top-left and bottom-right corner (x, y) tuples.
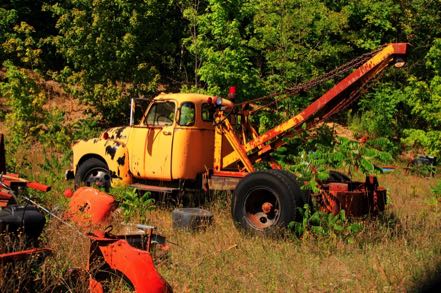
(129, 98), (135, 126)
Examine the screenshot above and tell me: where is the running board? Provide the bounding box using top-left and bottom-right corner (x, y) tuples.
(129, 183), (178, 194)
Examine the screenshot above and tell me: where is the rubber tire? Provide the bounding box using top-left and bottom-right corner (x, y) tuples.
(172, 208), (213, 231)
(231, 170), (300, 235)
(275, 169), (311, 208)
(74, 158), (110, 189)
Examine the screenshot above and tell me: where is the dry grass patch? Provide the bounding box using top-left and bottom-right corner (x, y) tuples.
(148, 171), (441, 292)
(3, 170), (438, 292)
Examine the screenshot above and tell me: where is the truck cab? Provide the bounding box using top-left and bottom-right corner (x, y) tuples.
(70, 93), (233, 189)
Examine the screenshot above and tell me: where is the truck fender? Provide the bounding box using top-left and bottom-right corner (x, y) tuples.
(73, 139), (132, 186)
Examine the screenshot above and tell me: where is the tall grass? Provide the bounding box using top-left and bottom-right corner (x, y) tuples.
(1, 168), (440, 292)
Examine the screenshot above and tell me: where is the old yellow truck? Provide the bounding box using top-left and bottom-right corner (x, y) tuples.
(67, 43), (408, 233)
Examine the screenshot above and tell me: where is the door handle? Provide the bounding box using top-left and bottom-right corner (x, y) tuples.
(163, 130), (172, 135)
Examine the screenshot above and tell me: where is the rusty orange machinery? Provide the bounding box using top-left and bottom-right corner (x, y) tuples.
(319, 176), (387, 217)
(0, 173), (51, 264)
(64, 187), (171, 293)
(211, 43), (408, 216)
(213, 43), (408, 174)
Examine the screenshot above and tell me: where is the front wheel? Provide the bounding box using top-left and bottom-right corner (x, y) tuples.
(74, 158), (111, 190)
(231, 170), (303, 234)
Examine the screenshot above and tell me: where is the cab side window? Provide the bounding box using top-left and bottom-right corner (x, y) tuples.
(145, 102), (175, 126)
(179, 102), (195, 126)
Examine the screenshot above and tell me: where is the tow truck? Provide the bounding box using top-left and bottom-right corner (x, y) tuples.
(67, 43), (408, 233)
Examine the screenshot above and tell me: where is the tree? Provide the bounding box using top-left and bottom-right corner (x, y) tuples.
(46, 0), (182, 123)
(401, 38), (441, 156)
(186, 0), (262, 98)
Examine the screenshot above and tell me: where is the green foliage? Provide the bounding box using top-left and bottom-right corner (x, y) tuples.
(1, 0), (440, 162)
(432, 181), (441, 196)
(0, 62), (46, 150)
(351, 84), (407, 139)
(276, 126), (392, 192)
(0, 62), (87, 155)
(289, 204), (363, 239)
(190, 0), (262, 98)
(71, 117), (102, 141)
(2, 21), (42, 68)
(251, 0), (349, 92)
(37, 152), (71, 186)
(345, 0), (402, 50)
(399, 38), (441, 157)
(402, 129), (441, 158)
(112, 188), (156, 221)
(44, 0), (182, 123)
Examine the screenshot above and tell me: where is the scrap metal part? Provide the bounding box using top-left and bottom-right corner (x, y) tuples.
(64, 187), (172, 292)
(319, 175), (386, 217)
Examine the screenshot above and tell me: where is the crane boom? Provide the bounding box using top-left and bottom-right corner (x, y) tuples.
(214, 43), (408, 174)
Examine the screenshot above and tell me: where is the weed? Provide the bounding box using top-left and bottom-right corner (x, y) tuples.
(431, 180), (441, 196)
(112, 187), (156, 221)
(289, 204), (363, 241)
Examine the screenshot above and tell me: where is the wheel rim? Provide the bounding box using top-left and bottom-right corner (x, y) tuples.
(243, 187), (280, 230)
(82, 167), (110, 188)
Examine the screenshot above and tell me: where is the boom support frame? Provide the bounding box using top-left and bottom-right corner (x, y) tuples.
(213, 43), (408, 175)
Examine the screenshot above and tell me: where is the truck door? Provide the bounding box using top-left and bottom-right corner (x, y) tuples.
(142, 101), (176, 180)
(128, 101), (176, 180)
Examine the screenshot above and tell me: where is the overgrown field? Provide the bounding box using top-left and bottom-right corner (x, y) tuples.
(2, 165), (440, 292)
(136, 171), (441, 292)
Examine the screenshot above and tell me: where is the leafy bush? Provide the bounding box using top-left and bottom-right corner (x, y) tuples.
(277, 129), (393, 192)
(289, 204), (363, 239)
(112, 188), (155, 221)
(432, 181), (441, 197)
(0, 62), (46, 151)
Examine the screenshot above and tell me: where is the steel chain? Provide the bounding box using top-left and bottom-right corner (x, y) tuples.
(238, 45), (386, 112)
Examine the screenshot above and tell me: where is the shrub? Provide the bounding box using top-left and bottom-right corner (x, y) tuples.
(289, 204), (363, 240)
(112, 188), (156, 222)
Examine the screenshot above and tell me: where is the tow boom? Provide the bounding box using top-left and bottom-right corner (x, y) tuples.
(214, 43), (408, 173)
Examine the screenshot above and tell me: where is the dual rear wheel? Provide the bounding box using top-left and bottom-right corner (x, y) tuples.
(231, 170), (307, 234)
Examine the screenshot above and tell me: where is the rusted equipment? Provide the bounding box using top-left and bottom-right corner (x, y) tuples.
(65, 187), (116, 228)
(1, 137), (51, 262)
(1, 134), (171, 291)
(63, 186), (171, 292)
(213, 43), (409, 172)
(319, 176), (387, 217)
(87, 230), (171, 293)
(68, 43), (408, 234)
(0, 248), (51, 263)
(1, 173), (51, 192)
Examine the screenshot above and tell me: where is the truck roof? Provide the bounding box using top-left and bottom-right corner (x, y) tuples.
(154, 93), (212, 103)
(154, 92), (234, 108)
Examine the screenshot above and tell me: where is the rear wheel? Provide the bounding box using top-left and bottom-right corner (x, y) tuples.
(75, 158), (111, 190)
(276, 169), (311, 209)
(231, 170), (303, 234)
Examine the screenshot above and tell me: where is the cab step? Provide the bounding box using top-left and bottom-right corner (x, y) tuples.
(129, 183), (178, 194)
